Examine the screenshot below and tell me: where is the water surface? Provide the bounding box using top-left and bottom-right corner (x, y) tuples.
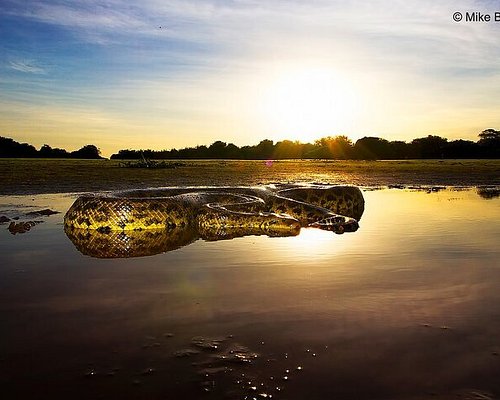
(1, 188), (499, 399)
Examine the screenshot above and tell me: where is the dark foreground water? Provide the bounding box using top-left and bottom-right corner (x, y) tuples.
(1, 187), (500, 399)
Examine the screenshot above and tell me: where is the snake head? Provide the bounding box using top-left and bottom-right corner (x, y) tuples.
(309, 215), (359, 234)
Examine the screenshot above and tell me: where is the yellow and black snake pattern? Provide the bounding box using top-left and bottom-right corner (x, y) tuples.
(64, 184), (364, 258)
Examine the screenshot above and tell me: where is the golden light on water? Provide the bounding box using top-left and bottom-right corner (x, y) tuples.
(284, 227), (337, 256)
(252, 226), (351, 263)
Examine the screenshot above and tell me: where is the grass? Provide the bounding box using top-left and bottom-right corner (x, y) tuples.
(1, 158), (499, 195)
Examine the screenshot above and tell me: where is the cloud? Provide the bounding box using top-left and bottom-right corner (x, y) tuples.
(4, 0), (500, 86)
(4, 0), (500, 63)
(9, 60), (47, 74)
(1, 0), (499, 148)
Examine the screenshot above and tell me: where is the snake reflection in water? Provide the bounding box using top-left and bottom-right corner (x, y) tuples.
(64, 184), (365, 258)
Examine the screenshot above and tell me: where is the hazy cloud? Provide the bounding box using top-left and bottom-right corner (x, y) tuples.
(1, 0), (499, 154)
(9, 60), (46, 74)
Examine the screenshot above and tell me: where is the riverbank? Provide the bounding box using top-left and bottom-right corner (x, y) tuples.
(1, 159), (499, 195)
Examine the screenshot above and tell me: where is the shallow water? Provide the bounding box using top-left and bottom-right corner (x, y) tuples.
(1, 188), (499, 399)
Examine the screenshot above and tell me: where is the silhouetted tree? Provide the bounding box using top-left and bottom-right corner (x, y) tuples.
(313, 136), (353, 159)
(71, 145), (102, 159)
(479, 128), (500, 143)
(354, 137), (392, 159)
(0, 136), (37, 157)
(411, 135), (448, 158)
(38, 144), (70, 158)
(207, 141), (227, 158)
(194, 145), (209, 159)
(39, 144), (53, 158)
(5, 128), (500, 161)
(273, 140), (303, 159)
(478, 128), (500, 158)
(110, 149), (141, 159)
(239, 145), (253, 159)
(389, 141), (412, 159)
(225, 143), (240, 159)
(253, 139), (274, 159)
(443, 140), (479, 158)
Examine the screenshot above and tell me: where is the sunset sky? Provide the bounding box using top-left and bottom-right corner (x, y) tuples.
(1, 0), (500, 156)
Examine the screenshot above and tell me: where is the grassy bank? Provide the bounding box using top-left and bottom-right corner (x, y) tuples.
(1, 158), (499, 195)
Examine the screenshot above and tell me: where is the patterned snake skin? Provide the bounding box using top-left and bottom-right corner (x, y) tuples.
(64, 184), (364, 258)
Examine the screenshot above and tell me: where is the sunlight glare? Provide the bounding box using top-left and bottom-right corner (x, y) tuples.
(261, 66), (358, 143)
(271, 227), (346, 260)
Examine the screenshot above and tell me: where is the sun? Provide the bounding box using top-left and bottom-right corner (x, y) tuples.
(260, 66), (358, 143)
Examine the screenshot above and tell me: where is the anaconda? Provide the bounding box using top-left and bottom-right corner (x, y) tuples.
(64, 184), (364, 258)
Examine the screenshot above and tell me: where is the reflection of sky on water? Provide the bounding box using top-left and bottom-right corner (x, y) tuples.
(0, 188), (499, 399)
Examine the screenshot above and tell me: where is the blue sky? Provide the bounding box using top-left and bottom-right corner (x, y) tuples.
(1, 0), (500, 156)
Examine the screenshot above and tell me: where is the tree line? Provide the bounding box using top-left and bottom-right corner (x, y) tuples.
(0, 137), (103, 159)
(111, 129), (499, 160)
(1, 129), (498, 160)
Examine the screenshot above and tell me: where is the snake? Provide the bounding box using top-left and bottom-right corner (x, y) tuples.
(64, 184), (364, 258)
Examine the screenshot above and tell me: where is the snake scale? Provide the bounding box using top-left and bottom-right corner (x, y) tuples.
(64, 184), (364, 258)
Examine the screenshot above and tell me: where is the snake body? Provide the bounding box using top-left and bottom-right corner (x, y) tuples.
(64, 185), (364, 258)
